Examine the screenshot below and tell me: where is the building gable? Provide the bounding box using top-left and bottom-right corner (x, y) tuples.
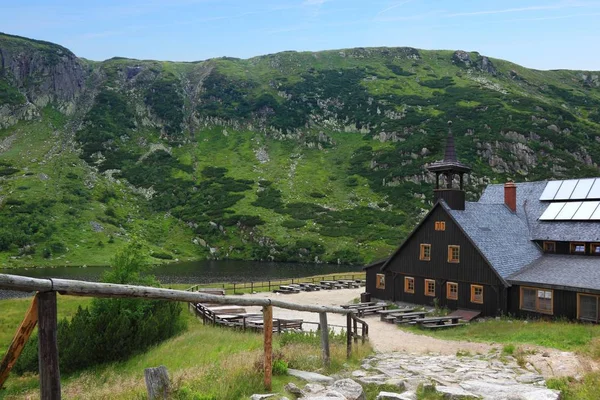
(382, 201), (507, 287)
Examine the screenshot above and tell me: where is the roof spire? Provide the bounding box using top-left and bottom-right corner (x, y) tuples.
(444, 121), (458, 162)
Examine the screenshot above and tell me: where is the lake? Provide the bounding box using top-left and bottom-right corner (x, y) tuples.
(0, 259), (362, 299)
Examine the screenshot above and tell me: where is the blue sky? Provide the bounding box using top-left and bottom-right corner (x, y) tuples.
(3, 0), (600, 70)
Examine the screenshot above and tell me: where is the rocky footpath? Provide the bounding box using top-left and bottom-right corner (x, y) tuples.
(252, 351), (561, 400)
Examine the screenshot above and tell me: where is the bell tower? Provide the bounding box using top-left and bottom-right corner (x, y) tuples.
(427, 121), (471, 210)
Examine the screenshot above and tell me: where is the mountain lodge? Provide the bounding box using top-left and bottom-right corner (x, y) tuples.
(365, 128), (600, 321)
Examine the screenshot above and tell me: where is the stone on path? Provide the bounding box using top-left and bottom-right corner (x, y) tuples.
(288, 369), (335, 384)
(459, 380), (560, 400)
(436, 385), (479, 399)
(376, 391), (416, 400)
(285, 382), (305, 398)
(328, 379), (366, 400)
(250, 394), (276, 400)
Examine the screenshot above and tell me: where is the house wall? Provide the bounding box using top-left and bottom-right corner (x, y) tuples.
(508, 285), (578, 320)
(372, 205), (506, 316)
(365, 268), (393, 300)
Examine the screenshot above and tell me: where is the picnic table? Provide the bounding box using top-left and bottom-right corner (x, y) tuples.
(376, 308), (416, 322)
(320, 280), (344, 289)
(414, 315), (463, 329)
(340, 302), (376, 309)
(354, 303), (390, 317)
(394, 311), (429, 324)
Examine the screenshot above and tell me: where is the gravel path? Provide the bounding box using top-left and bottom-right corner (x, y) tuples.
(245, 288), (596, 379)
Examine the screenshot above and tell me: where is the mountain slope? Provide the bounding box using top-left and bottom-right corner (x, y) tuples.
(1, 33), (599, 267)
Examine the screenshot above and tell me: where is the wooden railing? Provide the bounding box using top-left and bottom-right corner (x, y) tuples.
(0, 273), (368, 398)
(186, 272), (366, 294)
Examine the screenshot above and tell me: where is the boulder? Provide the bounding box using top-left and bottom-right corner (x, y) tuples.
(376, 391), (414, 400)
(250, 395), (276, 400)
(329, 379), (366, 400)
(288, 369), (334, 384)
(435, 385), (479, 399)
(459, 380), (560, 400)
(304, 383), (326, 393)
(285, 382), (305, 398)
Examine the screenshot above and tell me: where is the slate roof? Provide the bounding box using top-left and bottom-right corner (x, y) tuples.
(509, 255), (600, 293)
(479, 181), (600, 242)
(444, 201), (543, 280)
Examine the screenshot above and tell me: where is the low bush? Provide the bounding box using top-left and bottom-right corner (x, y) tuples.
(14, 242), (186, 375)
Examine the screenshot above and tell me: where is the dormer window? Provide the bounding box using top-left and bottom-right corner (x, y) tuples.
(570, 243), (586, 254)
(543, 241), (556, 253)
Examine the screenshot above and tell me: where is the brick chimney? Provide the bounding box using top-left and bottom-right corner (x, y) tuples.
(504, 182), (517, 212)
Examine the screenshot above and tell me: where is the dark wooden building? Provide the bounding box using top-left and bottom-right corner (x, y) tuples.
(366, 129), (600, 320)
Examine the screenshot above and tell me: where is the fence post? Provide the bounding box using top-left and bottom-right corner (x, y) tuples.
(268, 280), (271, 291)
(319, 312), (330, 367)
(353, 318), (358, 343)
(263, 304), (273, 391)
(251, 282), (253, 293)
(0, 294), (39, 388)
(233, 283), (236, 293)
(346, 314), (352, 359)
(38, 291), (61, 400)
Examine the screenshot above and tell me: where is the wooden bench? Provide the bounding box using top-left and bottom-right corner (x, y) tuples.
(341, 302), (376, 309)
(394, 311), (429, 324)
(354, 304), (389, 317)
(421, 323), (464, 329)
(273, 285), (300, 294)
(414, 316), (463, 329)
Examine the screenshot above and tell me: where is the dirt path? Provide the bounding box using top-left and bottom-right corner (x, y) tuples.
(245, 288), (597, 379)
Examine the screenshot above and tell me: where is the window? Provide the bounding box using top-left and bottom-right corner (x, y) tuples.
(578, 294), (600, 322)
(571, 242), (586, 254)
(420, 244), (431, 261)
(425, 279), (435, 297)
(470, 285), (483, 304)
(376, 274), (385, 290)
(543, 241), (556, 253)
(448, 245), (460, 263)
(404, 277), (415, 294)
(592, 244), (600, 255)
(447, 282), (458, 300)
(435, 221), (446, 231)
(520, 287), (553, 314)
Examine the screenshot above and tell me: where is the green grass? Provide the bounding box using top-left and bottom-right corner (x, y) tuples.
(0, 291), (372, 399)
(401, 318), (600, 354)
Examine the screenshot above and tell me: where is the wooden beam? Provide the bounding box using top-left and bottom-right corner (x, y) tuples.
(0, 274), (351, 315)
(263, 305), (273, 391)
(319, 312), (330, 367)
(346, 313), (352, 359)
(0, 294), (39, 388)
(38, 291), (61, 400)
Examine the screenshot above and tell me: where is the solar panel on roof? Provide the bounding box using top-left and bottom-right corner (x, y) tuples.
(555, 201), (582, 220)
(539, 181), (562, 201)
(539, 202), (566, 220)
(571, 179), (595, 200)
(591, 202), (600, 220)
(587, 178), (600, 200)
(554, 179), (579, 200)
(572, 201), (600, 220)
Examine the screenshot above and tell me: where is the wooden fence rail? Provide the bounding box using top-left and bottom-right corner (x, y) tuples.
(187, 272), (366, 294)
(0, 273), (366, 398)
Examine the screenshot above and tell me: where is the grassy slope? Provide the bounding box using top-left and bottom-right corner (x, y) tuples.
(0, 291), (372, 400)
(1, 37), (600, 267)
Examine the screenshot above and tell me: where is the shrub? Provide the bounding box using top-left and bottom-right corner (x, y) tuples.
(14, 241), (186, 375)
(151, 251), (174, 260)
(272, 359), (288, 375)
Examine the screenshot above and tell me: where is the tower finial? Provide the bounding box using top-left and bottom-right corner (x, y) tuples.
(444, 121), (457, 162)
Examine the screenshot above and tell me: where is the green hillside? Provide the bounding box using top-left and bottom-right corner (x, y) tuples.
(1, 33), (599, 267)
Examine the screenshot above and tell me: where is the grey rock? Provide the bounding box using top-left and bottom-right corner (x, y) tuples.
(90, 221), (104, 232)
(285, 382), (305, 397)
(435, 385), (479, 399)
(376, 391), (411, 400)
(351, 370), (367, 378)
(356, 375), (388, 385)
(329, 379), (365, 400)
(459, 380), (559, 400)
(516, 373), (544, 384)
(304, 383), (326, 393)
(288, 369), (334, 384)
(250, 395), (276, 400)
